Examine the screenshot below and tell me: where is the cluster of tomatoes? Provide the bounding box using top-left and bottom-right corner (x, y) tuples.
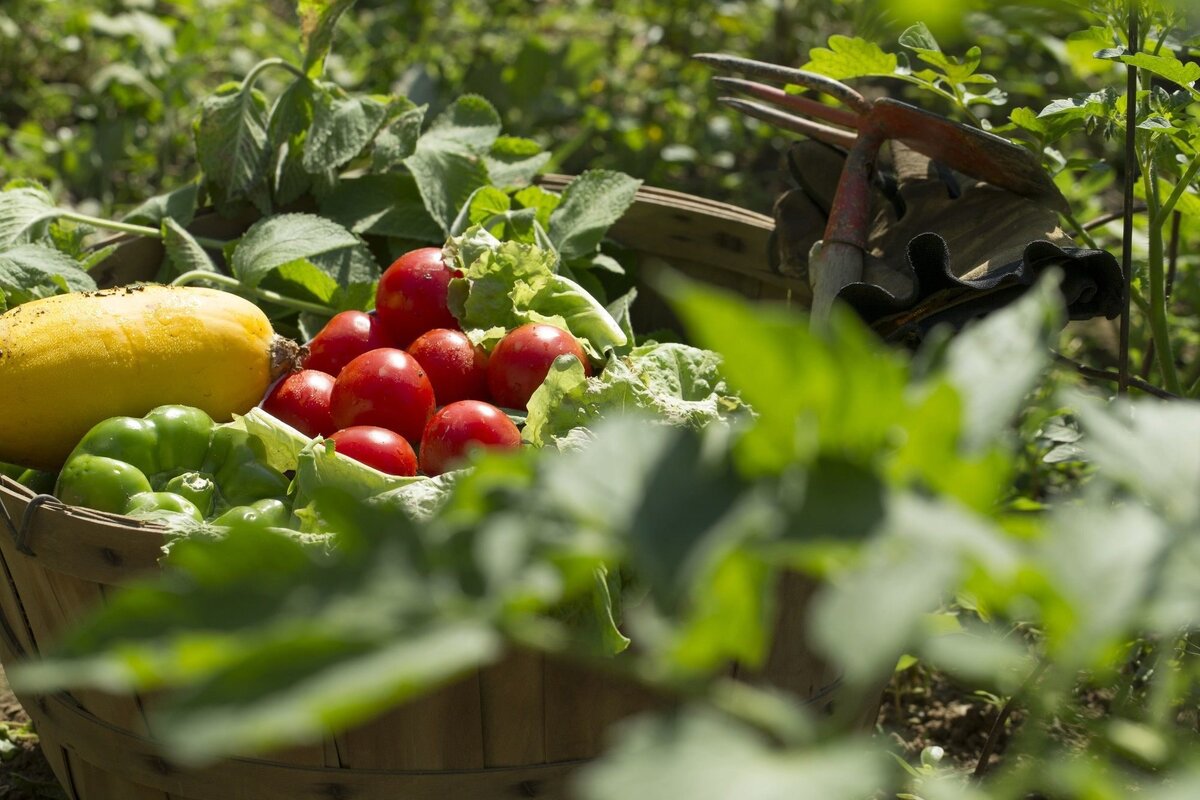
(262, 248), (592, 477)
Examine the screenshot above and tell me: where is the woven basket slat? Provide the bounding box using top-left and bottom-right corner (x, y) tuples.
(479, 648), (546, 767)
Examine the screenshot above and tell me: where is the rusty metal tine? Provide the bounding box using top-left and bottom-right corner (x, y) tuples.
(694, 53), (871, 116)
(718, 97), (859, 150)
(713, 77), (862, 131)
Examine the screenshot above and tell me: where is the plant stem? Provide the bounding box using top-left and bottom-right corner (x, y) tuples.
(57, 210), (229, 250)
(1118, 4), (1138, 395)
(171, 270), (333, 316)
(1054, 353), (1177, 399)
(242, 57), (307, 90)
(1059, 210), (1099, 250)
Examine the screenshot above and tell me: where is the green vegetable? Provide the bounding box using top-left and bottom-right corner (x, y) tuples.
(55, 405), (291, 522)
(444, 226), (628, 359)
(523, 342), (746, 447)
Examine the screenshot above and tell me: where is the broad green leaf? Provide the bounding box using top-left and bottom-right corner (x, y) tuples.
(1121, 52), (1200, 90)
(161, 218), (217, 279)
(416, 94), (502, 154)
(548, 170), (642, 260)
(1038, 88), (1120, 122)
(302, 84), (390, 172)
(405, 148), (491, 235)
(941, 274), (1063, 452)
(229, 214), (378, 301)
(318, 173), (442, 242)
(156, 622), (500, 764)
(802, 35), (898, 80)
(450, 185), (511, 237)
(1071, 395), (1200, 524)
(297, 0), (356, 78)
(513, 184), (561, 230)
(194, 81), (272, 214)
(578, 708), (889, 800)
(371, 105), (426, 171)
(268, 79), (317, 207)
(122, 183), (199, 227)
(0, 244), (96, 307)
(0, 182), (61, 246)
(486, 136), (551, 188)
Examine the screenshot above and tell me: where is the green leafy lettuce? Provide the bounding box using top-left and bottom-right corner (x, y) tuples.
(523, 342), (746, 447)
(444, 226), (627, 358)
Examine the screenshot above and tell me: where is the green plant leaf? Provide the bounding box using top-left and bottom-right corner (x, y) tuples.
(297, 0), (356, 78)
(802, 35), (898, 80)
(486, 136), (551, 188)
(0, 244), (96, 307)
(450, 185), (511, 237)
(268, 79), (317, 207)
(371, 105), (426, 171)
(415, 94), (502, 153)
(897, 22), (941, 54)
(161, 218), (218, 279)
(194, 81), (272, 214)
(577, 708), (889, 800)
(229, 214), (379, 303)
(548, 170), (642, 260)
(302, 84), (390, 172)
(318, 173), (443, 242)
(0, 182), (62, 246)
(122, 183), (199, 227)
(1121, 52), (1200, 90)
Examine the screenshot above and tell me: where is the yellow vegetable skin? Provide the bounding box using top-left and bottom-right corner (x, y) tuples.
(0, 285), (297, 469)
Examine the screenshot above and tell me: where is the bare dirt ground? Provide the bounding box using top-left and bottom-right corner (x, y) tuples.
(0, 667), (65, 800)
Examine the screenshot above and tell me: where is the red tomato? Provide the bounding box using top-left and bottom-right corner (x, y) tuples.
(375, 248), (460, 348)
(407, 328), (489, 405)
(304, 310), (393, 376)
(328, 426), (417, 476)
(330, 348), (436, 445)
(262, 370), (336, 437)
(419, 400), (522, 476)
(487, 323), (591, 410)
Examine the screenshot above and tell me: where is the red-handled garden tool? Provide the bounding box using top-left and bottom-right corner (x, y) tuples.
(693, 53), (1070, 323)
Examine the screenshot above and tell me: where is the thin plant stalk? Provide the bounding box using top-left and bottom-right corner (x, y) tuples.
(1118, 3), (1138, 395)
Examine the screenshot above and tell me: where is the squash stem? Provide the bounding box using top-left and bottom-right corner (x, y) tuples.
(170, 271), (333, 316)
(57, 211), (229, 251)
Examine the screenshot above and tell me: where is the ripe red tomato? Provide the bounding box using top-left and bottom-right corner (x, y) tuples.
(304, 310), (393, 376)
(328, 426), (417, 476)
(419, 400), (522, 476)
(487, 323), (591, 410)
(262, 370), (336, 437)
(375, 248), (460, 348)
(330, 348), (436, 445)
(407, 328), (489, 405)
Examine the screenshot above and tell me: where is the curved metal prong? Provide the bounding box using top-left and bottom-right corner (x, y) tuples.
(718, 97), (859, 150)
(713, 77), (862, 131)
(694, 52), (871, 115)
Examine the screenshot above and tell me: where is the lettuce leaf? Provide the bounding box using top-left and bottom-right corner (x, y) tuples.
(444, 226), (627, 358)
(523, 342), (747, 447)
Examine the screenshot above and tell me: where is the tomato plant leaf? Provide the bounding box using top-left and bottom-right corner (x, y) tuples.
(318, 173), (443, 242)
(194, 81), (273, 215)
(801, 34), (898, 80)
(548, 170), (642, 260)
(0, 182), (62, 246)
(301, 84), (391, 172)
(297, 0), (356, 78)
(121, 183), (199, 228)
(1120, 52), (1200, 91)
(229, 213), (378, 307)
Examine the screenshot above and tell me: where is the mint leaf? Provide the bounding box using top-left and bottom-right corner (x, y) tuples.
(122, 183), (199, 227)
(230, 214), (379, 306)
(161, 218), (218, 279)
(1121, 52), (1200, 90)
(302, 84), (390, 172)
(318, 173), (442, 242)
(194, 81), (272, 214)
(297, 0), (356, 78)
(0, 182), (62, 246)
(548, 170), (642, 260)
(0, 244), (96, 307)
(802, 35), (898, 80)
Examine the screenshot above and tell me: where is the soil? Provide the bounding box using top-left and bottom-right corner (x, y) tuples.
(0, 668), (65, 800)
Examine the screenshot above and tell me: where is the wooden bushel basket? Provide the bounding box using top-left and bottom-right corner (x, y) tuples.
(0, 181), (875, 800)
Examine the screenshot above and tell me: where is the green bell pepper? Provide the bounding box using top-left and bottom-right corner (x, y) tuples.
(56, 405), (292, 523)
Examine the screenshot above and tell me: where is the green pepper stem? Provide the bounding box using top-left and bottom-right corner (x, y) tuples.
(171, 271), (333, 316)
